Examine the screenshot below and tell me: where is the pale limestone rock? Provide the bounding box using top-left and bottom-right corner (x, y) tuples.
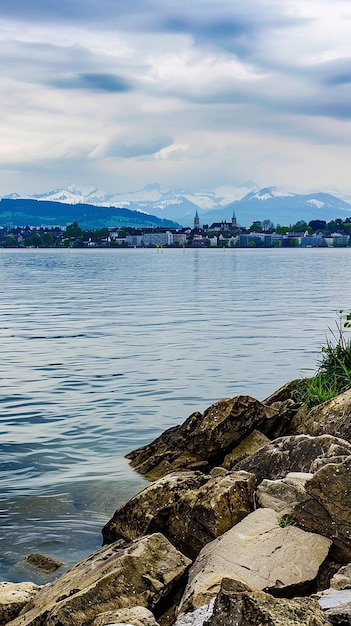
(256, 472), (313, 514)
(178, 508), (332, 614)
(0, 582), (40, 626)
(8, 534), (191, 626)
(91, 606), (159, 626)
(103, 469), (255, 559)
(330, 563), (351, 590)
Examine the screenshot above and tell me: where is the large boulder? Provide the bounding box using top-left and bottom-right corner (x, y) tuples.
(102, 469), (255, 559)
(178, 508), (331, 615)
(292, 457), (351, 562)
(126, 396), (280, 479)
(0, 582), (40, 626)
(232, 434), (351, 484)
(291, 388), (351, 443)
(204, 578), (331, 626)
(8, 534), (191, 626)
(256, 457), (351, 562)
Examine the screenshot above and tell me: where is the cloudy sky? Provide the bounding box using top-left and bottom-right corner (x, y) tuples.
(1, 0), (351, 197)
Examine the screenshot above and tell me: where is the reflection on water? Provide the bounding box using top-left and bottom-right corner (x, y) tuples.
(1, 247), (351, 581)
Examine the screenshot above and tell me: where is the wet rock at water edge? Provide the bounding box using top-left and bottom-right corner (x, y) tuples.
(23, 553), (64, 574)
(7, 534), (191, 626)
(102, 469), (256, 559)
(126, 395), (281, 479)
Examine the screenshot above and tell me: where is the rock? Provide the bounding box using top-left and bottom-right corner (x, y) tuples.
(232, 434), (351, 484)
(0, 582), (40, 626)
(23, 553), (64, 574)
(204, 578), (332, 626)
(8, 534), (191, 626)
(91, 606), (160, 626)
(291, 388), (351, 443)
(102, 469), (255, 559)
(172, 600), (215, 626)
(126, 396), (280, 479)
(324, 602), (351, 625)
(222, 430), (270, 469)
(178, 508), (332, 614)
(292, 457), (351, 562)
(330, 563), (351, 590)
(256, 472), (313, 514)
(318, 589), (351, 625)
(263, 379), (305, 405)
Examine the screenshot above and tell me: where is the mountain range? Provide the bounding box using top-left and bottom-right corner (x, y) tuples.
(2, 183), (351, 228)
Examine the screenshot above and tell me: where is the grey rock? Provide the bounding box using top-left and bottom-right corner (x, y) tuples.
(204, 578), (332, 626)
(292, 457), (351, 562)
(233, 434), (351, 484)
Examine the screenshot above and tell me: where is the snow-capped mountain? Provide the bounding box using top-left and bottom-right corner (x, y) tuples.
(2, 183), (351, 227)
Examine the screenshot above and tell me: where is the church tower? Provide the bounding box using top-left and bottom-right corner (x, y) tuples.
(232, 210), (237, 229)
(194, 210), (200, 229)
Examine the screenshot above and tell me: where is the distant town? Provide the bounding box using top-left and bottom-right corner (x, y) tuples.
(1, 211), (351, 248)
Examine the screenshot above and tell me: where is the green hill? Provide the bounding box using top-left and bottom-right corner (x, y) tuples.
(0, 198), (181, 229)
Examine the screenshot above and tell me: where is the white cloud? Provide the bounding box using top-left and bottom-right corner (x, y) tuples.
(1, 0), (351, 196)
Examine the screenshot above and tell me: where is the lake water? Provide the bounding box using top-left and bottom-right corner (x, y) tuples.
(1, 247), (350, 583)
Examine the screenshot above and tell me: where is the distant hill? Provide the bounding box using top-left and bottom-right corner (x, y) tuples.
(2, 183), (351, 228)
(0, 198), (181, 229)
(204, 187), (351, 227)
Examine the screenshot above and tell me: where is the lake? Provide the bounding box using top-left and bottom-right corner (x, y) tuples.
(0, 247), (350, 582)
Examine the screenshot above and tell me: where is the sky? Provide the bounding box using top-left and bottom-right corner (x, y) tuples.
(1, 0), (351, 198)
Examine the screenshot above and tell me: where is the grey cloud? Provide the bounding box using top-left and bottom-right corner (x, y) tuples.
(51, 72), (133, 93)
(316, 58), (351, 86)
(106, 134), (174, 158)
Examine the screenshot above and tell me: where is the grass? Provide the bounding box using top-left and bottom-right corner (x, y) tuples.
(293, 311), (351, 408)
(278, 515), (297, 528)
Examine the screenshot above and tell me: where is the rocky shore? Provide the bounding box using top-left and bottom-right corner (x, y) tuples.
(2, 379), (351, 626)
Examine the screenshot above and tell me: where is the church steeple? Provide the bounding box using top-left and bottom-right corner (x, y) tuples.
(194, 210), (200, 229)
(232, 210), (237, 228)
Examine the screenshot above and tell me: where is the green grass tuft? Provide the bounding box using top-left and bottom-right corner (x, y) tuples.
(293, 311), (351, 408)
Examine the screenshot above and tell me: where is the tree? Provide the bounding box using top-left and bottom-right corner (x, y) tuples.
(42, 232), (54, 247)
(275, 224), (291, 235)
(262, 219), (274, 232)
(308, 220), (326, 232)
(290, 220), (310, 233)
(250, 221), (262, 232)
(65, 221), (83, 239)
(4, 235), (17, 247)
(24, 233), (43, 247)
